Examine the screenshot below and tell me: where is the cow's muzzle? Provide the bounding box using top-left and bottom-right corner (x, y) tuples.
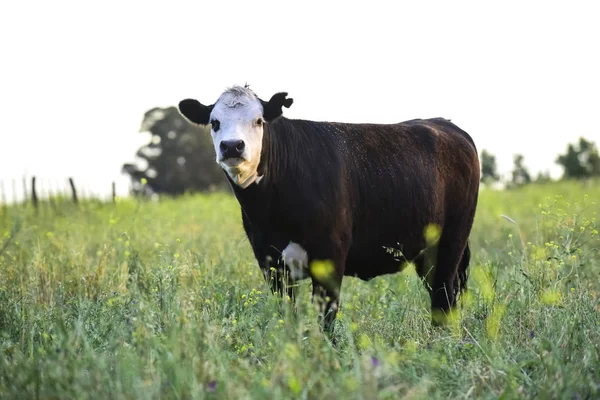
(219, 140), (245, 160)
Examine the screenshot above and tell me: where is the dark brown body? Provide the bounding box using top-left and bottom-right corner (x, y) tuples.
(227, 116), (480, 330)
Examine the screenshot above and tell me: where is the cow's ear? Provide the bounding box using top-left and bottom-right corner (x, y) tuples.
(178, 99), (214, 125)
(260, 92), (293, 121)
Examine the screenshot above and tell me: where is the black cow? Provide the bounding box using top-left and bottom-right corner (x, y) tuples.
(178, 85), (480, 332)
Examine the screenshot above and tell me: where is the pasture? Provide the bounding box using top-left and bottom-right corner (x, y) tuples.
(0, 180), (599, 399)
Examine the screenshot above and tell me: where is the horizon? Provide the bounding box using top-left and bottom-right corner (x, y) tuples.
(1, 1), (599, 203)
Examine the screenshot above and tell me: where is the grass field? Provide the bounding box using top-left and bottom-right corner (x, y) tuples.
(1, 180), (599, 399)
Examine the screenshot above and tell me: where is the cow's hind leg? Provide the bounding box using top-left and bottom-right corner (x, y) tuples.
(429, 233), (470, 326)
(455, 242), (470, 299)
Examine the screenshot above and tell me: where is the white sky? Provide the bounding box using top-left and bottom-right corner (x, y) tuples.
(1, 0), (599, 202)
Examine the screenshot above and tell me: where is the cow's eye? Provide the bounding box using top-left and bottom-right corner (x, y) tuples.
(256, 118), (263, 127)
(210, 119), (220, 132)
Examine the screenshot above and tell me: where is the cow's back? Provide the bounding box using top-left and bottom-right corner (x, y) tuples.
(323, 118), (479, 279)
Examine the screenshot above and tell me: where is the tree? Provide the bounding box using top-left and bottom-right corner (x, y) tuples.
(480, 149), (500, 184)
(122, 106), (229, 196)
(509, 154), (531, 188)
(555, 137), (600, 179)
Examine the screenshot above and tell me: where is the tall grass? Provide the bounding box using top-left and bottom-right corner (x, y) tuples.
(0, 180), (598, 399)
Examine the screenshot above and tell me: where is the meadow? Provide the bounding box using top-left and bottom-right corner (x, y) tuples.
(0, 180), (599, 399)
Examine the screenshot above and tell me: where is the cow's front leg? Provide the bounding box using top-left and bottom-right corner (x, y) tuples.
(308, 239), (348, 335)
(258, 254), (295, 301)
(258, 244), (304, 309)
(264, 262), (298, 303)
(311, 275), (342, 334)
(249, 230), (296, 302)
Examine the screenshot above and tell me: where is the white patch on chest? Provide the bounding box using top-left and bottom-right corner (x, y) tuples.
(282, 241), (310, 281)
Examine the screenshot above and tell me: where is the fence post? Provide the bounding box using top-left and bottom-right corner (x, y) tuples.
(31, 176), (39, 211)
(112, 182), (116, 203)
(68, 177), (78, 204)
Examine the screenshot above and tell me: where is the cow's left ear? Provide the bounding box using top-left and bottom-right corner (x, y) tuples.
(178, 99), (214, 125)
(260, 92), (293, 121)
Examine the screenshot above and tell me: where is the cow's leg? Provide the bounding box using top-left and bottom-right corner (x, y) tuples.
(429, 232), (468, 326)
(245, 225), (296, 303)
(311, 273), (343, 334)
(260, 255), (297, 303)
(414, 244), (438, 294)
(308, 235), (349, 335)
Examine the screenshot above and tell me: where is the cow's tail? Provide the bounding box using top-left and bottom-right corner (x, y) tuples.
(454, 241), (470, 300)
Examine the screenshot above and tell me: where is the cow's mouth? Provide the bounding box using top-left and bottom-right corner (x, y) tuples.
(221, 157), (245, 168)
(220, 158), (247, 174)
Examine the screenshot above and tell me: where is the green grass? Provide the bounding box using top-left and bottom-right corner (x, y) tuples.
(0, 180), (599, 399)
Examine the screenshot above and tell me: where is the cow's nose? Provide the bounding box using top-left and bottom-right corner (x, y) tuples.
(219, 140), (245, 158)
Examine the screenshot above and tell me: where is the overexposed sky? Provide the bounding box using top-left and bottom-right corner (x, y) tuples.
(1, 0), (599, 201)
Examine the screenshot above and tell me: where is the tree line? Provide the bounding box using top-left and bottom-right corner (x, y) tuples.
(480, 137), (600, 189)
(121, 106), (600, 196)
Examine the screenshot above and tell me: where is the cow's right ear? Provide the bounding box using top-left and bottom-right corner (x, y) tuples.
(178, 99), (214, 125)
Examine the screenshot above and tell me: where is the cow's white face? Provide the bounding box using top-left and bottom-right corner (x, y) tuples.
(209, 89), (264, 188)
(178, 86), (293, 189)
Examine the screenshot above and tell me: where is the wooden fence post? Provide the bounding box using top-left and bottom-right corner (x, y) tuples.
(31, 176), (39, 212)
(112, 182), (116, 203)
(68, 177), (78, 204)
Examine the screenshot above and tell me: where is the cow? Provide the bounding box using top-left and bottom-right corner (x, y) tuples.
(178, 85), (480, 333)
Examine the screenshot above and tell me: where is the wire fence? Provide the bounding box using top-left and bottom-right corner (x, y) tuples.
(0, 176), (124, 216)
